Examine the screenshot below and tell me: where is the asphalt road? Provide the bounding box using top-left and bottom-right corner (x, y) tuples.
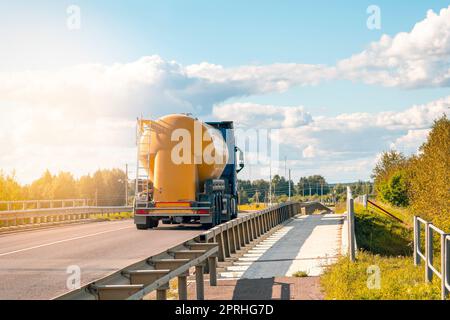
(0, 220), (204, 299)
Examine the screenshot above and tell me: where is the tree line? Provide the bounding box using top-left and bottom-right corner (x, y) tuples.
(0, 169), (129, 206)
(237, 175), (372, 204)
(372, 115), (449, 231)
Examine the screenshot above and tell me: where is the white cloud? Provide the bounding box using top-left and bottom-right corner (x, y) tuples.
(0, 56), (333, 122)
(302, 145), (317, 158)
(212, 103), (312, 128)
(2, 5), (450, 183)
(389, 129), (431, 154)
(227, 96), (449, 181)
(338, 6), (450, 88)
(186, 62), (335, 92)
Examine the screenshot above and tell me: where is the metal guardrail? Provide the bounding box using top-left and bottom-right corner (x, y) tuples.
(55, 201), (302, 300)
(0, 206), (133, 229)
(0, 199), (95, 211)
(413, 216), (449, 300)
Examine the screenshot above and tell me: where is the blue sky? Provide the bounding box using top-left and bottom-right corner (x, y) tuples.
(1, 1), (449, 183)
(2, 0), (449, 114)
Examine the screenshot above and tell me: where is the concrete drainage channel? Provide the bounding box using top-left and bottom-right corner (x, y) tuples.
(55, 202), (301, 300)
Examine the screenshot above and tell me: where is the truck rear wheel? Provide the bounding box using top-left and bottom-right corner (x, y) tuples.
(136, 217), (159, 230)
(136, 223), (149, 230)
(149, 218), (159, 228)
(230, 198), (238, 219)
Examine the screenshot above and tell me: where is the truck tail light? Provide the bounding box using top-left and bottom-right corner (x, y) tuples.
(197, 209), (210, 214)
(135, 209), (148, 215)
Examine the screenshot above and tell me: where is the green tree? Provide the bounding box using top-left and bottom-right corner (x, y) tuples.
(379, 170), (409, 207)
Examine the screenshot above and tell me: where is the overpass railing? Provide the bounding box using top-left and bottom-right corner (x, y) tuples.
(413, 216), (449, 300)
(0, 206), (133, 230)
(0, 199), (95, 211)
(56, 201), (302, 300)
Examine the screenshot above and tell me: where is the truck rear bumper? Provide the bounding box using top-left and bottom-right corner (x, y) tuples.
(134, 213), (213, 225)
(134, 213), (208, 217)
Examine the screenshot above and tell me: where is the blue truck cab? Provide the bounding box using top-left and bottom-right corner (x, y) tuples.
(201, 121), (244, 225)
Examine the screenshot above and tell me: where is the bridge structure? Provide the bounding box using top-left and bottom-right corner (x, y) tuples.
(0, 198), (347, 300)
(2, 192), (447, 300)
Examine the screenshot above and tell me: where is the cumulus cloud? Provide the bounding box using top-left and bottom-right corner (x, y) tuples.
(212, 103), (312, 128)
(223, 96), (449, 181)
(338, 6), (450, 87)
(389, 129), (431, 154)
(2, 5), (450, 182)
(0, 55), (333, 121)
(302, 145), (318, 158)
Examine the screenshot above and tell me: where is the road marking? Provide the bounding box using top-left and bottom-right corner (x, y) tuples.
(0, 226), (134, 257)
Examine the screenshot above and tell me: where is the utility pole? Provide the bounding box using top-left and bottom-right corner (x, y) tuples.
(288, 169), (291, 201)
(269, 162), (272, 205)
(125, 163), (129, 206)
(284, 156), (287, 178)
(320, 183), (323, 203)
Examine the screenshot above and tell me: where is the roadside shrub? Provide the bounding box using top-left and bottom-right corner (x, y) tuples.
(379, 170), (409, 207)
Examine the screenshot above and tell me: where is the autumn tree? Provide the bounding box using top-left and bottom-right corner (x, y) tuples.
(408, 116), (450, 230)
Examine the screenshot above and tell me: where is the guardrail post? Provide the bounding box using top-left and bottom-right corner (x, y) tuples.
(425, 222), (433, 283)
(445, 236), (450, 300)
(215, 233), (226, 262)
(229, 225), (236, 254)
(348, 199), (356, 262)
(261, 214), (265, 232)
(235, 224), (241, 250)
(238, 223), (245, 247)
(250, 217), (256, 239)
(441, 234), (448, 300)
(245, 219), (252, 243)
(223, 229), (231, 258)
(244, 219), (250, 244)
(257, 216), (262, 236)
(195, 265), (205, 300)
(251, 216), (257, 240)
(156, 283), (169, 300)
(414, 216), (421, 266)
(178, 273), (188, 300)
(208, 256), (217, 286)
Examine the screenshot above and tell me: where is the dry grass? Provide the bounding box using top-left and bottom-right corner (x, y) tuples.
(238, 203), (267, 211)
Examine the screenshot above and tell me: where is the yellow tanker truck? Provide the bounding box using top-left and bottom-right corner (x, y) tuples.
(133, 114), (244, 229)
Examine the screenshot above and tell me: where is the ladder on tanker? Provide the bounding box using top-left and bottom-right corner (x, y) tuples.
(134, 118), (153, 209)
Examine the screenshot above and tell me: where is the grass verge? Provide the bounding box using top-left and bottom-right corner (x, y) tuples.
(238, 203), (267, 211)
(320, 206), (442, 300)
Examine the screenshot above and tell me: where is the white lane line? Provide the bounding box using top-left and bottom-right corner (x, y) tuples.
(0, 226), (134, 257)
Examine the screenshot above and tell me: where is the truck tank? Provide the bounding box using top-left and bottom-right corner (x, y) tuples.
(138, 114), (229, 203)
